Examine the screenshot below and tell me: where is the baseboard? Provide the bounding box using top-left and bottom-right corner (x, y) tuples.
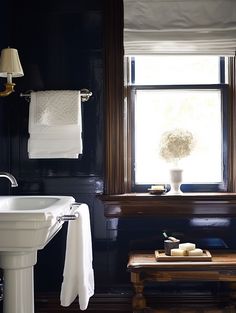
(34, 289), (232, 312)
(0, 287), (232, 313)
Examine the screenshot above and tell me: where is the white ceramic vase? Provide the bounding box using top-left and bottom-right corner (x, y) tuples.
(168, 168), (183, 195)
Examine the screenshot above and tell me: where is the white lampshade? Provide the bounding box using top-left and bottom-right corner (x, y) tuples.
(0, 48), (24, 78)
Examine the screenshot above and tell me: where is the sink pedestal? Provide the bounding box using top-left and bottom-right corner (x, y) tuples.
(0, 251), (37, 313)
(0, 195), (75, 313)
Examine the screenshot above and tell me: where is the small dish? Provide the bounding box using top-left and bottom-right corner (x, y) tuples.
(148, 188), (166, 195)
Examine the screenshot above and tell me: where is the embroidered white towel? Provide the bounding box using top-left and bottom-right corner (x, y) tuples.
(28, 90), (82, 158)
(60, 204), (94, 310)
(30, 90), (80, 126)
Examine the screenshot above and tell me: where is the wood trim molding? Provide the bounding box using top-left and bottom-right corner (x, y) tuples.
(228, 56), (236, 193)
(34, 291), (232, 312)
(104, 0), (125, 195)
(98, 192), (236, 218)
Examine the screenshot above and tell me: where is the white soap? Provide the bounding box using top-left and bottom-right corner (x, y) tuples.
(188, 248), (203, 256)
(151, 185), (164, 190)
(179, 243), (196, 251)
(171, 248), (188, 256)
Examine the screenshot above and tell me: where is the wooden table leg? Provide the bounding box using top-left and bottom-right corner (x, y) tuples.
(229, 282), (236, 308)
(131, 272), (147, 313)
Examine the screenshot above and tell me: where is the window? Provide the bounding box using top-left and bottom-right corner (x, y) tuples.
(128, 56), (229, 192)
(104, 1), (236, 195)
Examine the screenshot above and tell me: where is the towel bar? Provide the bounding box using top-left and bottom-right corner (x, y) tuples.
(57, 202), (83, 222)
(20, 88), (92, 102)
(57, 213), (79, 222)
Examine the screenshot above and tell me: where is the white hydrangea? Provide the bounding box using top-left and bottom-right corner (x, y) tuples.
(159, 128), (195, 163)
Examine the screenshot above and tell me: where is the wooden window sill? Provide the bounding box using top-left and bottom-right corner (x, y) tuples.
(97, 192), (236, 218)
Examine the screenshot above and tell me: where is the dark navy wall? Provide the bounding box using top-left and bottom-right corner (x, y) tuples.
(0, 0), (11, 196)
(0, 0), (235, 302)
(0, 0), (109, 293)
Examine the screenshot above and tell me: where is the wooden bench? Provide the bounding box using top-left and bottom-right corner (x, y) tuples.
(127, 251), (236, 313)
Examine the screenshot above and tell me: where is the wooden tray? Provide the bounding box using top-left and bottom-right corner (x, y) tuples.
(155, 250), (212, 262)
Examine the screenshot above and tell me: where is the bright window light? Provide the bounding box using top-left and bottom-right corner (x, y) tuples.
(134, 89), (222, 185)
(134, 56), (221, 85)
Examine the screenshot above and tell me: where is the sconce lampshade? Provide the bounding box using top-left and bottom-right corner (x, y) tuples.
(0, 48), (24, 78)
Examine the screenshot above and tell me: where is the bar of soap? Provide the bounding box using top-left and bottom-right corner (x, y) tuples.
(150, 185), (165, 190)
(188, 248), (203, 256)
(171, 248), (188, 256)
(179, 243), (196, 251)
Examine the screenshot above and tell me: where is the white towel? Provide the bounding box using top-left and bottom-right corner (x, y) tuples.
(28, 90), (82, 159)
(30, 90), (80, 126)
(60, 204), (94, 310)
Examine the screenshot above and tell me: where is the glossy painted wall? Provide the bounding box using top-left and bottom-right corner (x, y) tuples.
(0, 0), (235, 302)
(0, 0), (108, 293)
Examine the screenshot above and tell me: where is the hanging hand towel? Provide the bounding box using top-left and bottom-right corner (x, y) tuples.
(60, 204), (94, 310)
(28, 90), (82, 158)
(29, 90), (80, 127)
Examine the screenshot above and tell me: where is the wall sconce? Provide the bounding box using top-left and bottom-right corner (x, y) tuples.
(0, 48), (24, 97)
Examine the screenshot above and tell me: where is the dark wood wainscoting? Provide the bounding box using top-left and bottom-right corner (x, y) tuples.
(0, 289), (235, 313)
(32, 291), (235, 313)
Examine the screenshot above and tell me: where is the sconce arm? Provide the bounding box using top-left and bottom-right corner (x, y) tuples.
(0, 83), (15, 97)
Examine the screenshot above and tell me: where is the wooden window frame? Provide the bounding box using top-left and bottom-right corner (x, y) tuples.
(104, 0), (126, 194)
(104, 0), (236, 195)
(130, 83), (229, 193)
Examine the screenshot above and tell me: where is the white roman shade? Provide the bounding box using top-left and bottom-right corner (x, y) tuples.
(124, 0), (236, 55)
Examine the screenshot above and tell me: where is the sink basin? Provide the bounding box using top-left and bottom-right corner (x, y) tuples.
(0, 195), (75, 251)
(0, 196), (60, 211)
(0, 195), (75, 313)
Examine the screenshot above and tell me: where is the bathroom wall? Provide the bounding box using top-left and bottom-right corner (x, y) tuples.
(0, 1), (11, 196)
(0, 0), (110, 294)
(0, 0), (236, 309)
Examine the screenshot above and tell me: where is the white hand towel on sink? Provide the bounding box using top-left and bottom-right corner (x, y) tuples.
(28, 90), (82, 158)
(60, 203), (94, 310)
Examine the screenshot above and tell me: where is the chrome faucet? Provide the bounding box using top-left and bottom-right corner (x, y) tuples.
(0, 172), (18, 187)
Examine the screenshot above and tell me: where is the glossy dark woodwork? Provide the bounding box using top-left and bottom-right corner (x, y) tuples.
(100, 193), (236, 218)
(229, 57), (236, 192)
(1, 0), (236, 309)
(32, 292), (235, 313)
(104, 0), (125, 194)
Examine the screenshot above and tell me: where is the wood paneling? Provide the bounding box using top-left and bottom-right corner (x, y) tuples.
(32, 292), (236, 313)
(0, 0), (236, 309)
(104, 0), (125, 195)
(100, 193), (236, 218)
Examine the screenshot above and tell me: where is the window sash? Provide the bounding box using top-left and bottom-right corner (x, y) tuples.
(130, 84), (229, 192)
(130, 56), (228, 85)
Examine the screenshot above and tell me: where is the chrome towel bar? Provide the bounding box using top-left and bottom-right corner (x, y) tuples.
(20, 88), (92, 102)
(57, 202), (82, 223)
(57, 214), (79, 222)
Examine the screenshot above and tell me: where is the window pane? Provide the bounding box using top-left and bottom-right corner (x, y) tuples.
(133, 56), (220, 85)
(134, 89), (222, 185)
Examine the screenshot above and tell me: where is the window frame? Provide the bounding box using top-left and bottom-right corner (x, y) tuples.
(129, 56), (230, 192)
(103, 0), (236, 195)
(130, 83), (229, 193)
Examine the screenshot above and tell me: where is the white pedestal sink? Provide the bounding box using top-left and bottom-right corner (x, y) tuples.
(0, 195), (75, 313)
